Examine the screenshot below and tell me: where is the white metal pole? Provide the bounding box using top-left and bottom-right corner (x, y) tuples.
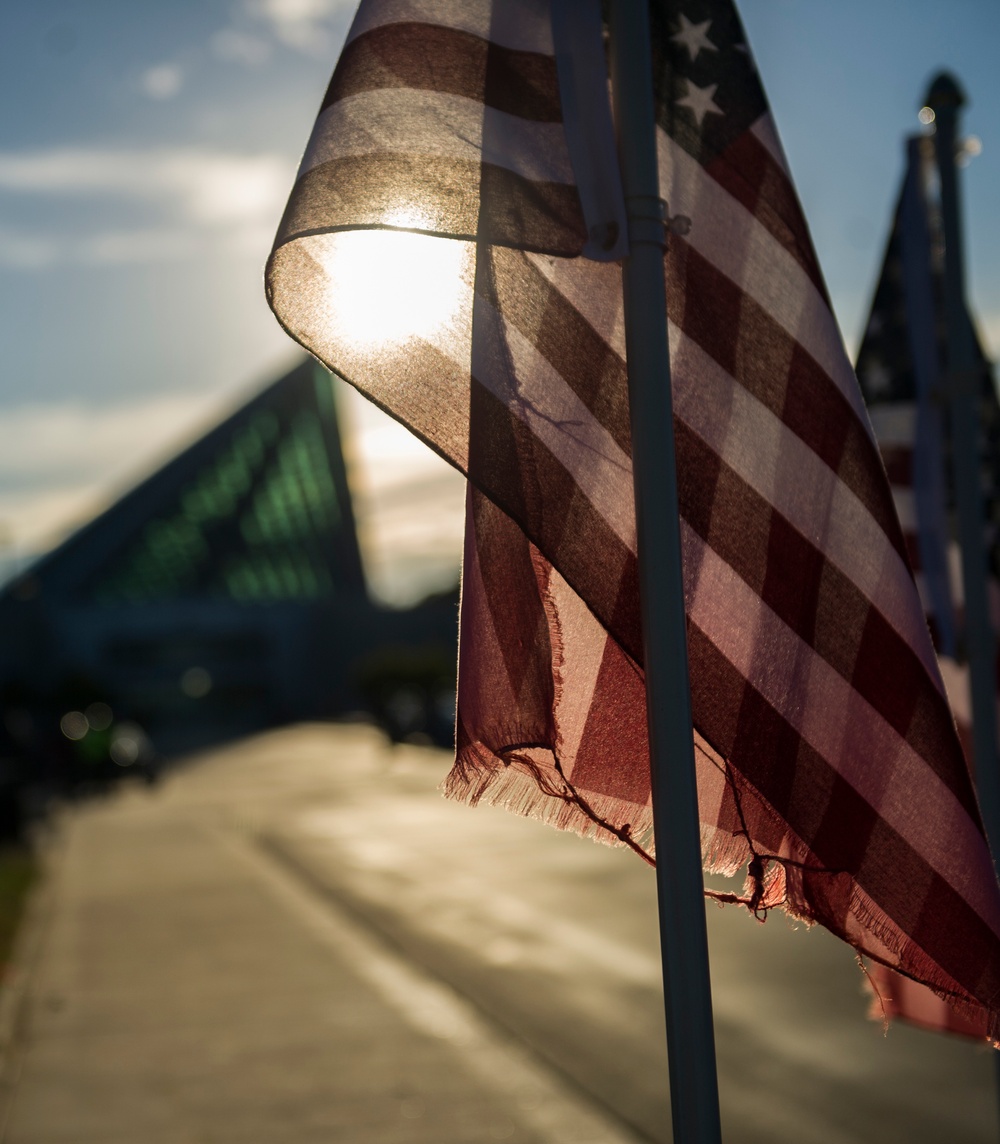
(609, 2), (723, 1140)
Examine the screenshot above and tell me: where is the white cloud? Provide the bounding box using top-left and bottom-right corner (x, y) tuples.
(360, 479), (465, 604)
(0, 228), (58, 269)
(78, 228), (201, 264)
(0, 393), (227, 487)
(0, 226), (258, 268)
(338, 387), (465, 603)
(211, 28), (272, 65)
(0, 392), (229, 556)
(245, 0), (356, 57)
(0, 386), (466, 605)
(0, 485), (104, 565)
(0, 222), (267, 269)
(0, 147), (293, 226)
(0, 147), (295, 267)
(141, 64), (183, 100)
(980, 310), (1000, 362)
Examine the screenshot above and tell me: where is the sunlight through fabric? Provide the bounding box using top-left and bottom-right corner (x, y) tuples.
(317, 225), (469, 352)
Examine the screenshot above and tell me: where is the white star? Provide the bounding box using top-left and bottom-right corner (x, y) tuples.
(675, 78), (723, 128)
(671, 15), (718, 62)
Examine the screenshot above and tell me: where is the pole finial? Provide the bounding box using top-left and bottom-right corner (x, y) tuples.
(925, 71), (966, 114)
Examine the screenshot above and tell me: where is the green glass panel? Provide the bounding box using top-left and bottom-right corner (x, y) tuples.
(86, 373), (359, 606)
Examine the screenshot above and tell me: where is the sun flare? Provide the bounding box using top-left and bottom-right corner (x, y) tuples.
(317, 222), (469, 352)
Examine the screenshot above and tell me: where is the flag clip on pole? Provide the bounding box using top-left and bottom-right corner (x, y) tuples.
(608, 2), (723, 1141)
(926, 74), (1000, 875)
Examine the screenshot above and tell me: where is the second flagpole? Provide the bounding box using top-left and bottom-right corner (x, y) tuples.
(926, 74), (1000, 869)
(926, 70), (1000, 1128)
(608, 2), (723, 1141)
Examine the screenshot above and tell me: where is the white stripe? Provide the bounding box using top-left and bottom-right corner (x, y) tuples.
(301, 90), (574, 186)
(518, 252), (937, 710)
(749, 113), (790, 173)
(472, 298), (636, 551)
(683, 522), (1000, 931)
(669, 323), (941, 682)
(657, 130), (870, 428)
(482, 260), (934, 681)
(526, 252), (627, 358)
(694, 732), (739, 872)
(546, 569), (618, 769)
(345, 0), (556, 55)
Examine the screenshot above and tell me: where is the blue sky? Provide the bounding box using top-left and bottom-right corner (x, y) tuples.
(0, 0), (997, 601)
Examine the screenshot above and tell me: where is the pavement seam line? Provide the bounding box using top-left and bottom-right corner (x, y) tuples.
(213, 823), (647, 1144)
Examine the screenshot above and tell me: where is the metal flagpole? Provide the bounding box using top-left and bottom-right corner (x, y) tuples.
(926, 71), (1000, 1122)
(608, 2), (723, 1140)
(926, 74), (1000, 871)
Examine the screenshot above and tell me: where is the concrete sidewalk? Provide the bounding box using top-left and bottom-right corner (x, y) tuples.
(0, 723), (995, 1143)
(0, 740), (640, 1144)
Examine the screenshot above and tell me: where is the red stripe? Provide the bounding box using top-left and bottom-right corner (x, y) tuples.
(468, 488), (556, 726)
(675, 418), (978, 819)
(322, 22), (562, 122)
(467, 377), (643, 662)
(275, 155), (585, 255)
(473, 244), (955, 809)
(666, 238), (908, 566)
(456, 537), (552, 768)
(488, 248), (632, 457)
(566, 635), (650, 805)
(872, 966), (987, 1038)
(276, 153), (478, 243)
(687, 623), (999, 1008)
(706, 129), (828, 302)
(478, 162), (586, 254)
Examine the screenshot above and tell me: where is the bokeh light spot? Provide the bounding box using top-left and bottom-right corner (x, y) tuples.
(85, 701), (113, 731)
(181, 666), (213, 698)
(60, 710), (89, 741)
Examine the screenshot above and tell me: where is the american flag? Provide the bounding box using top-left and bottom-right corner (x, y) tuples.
(857, 134), (1000, 1038)
(267, 0), (1000, 1037)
